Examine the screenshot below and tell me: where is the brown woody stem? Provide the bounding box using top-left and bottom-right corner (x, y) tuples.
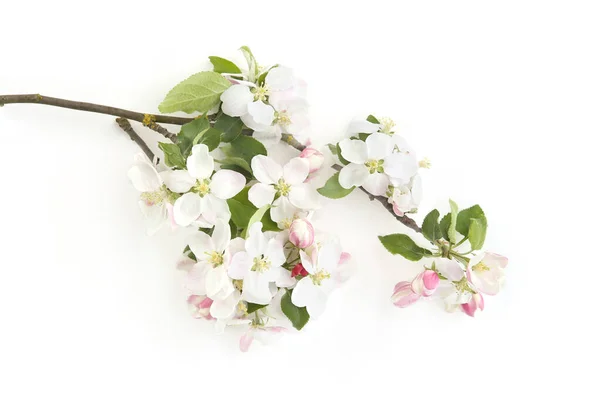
(116, 118), (157, 162)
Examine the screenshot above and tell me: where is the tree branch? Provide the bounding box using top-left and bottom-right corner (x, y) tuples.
(116, 118), (157, 162)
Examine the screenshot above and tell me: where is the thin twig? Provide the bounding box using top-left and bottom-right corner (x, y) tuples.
(144, 119), (177, 141)
(116, 118), (157, 162)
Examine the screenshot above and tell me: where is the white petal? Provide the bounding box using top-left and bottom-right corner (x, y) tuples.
(138, 202), (167, 235)
(264, 239), (285, 268)
(338, 163), (369, 189)
(242, 272), (274, 305)
(188, 230), (215, 262)
(275, 267), (296, 288)
(228, 237), (246, 255)
(288, 185), (319, 210)
(247, 101), (275, 126)
(362, 172), (390, 196)
(305, 290), (328, 318)
(265, 66), (295, 91)
(220, 85), (253, 117)
(128, 160), (161, 192)
(366, 132), (393, 160)
(162, 170), (195, 193)
(211, 220), (230, 253)
(383, 152), (418, 183)
(228, 251), (252, 279)
(173, 193), (203, 226)
(186, 262), (211, 294)
(347, 120), (380, 135)
(291, 277), (315, 308)
(270, 196), (296, 224)
(248, 183), (276, 208)
(338, 139), (368, 164)
(210, 170), (246, 199)
(202, 195), (231, 224)
(206, 267), (234, 300)
(245, 222), (267, 257)
(318, 243), (342, 272)
(251, 155), (283, 184)
(187, 144), (214, 179)
(436, 258), (465, 281)
(410, 175), (423, 206)
(210, 291), (240, 319)
(299, 250), (316, 274)
(283, 157), (310, 185)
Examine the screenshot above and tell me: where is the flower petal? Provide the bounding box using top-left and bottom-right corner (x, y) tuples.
(228, 251), (252, 279)
(436, 258), (465, 281)
(347, 120), (380, 135)
(251, 155), (283, 184)
(210, 291), (240, 320)
(245, 222), (267, 257)
(366, 132), (393, 160)
(265, 66), (295, 91)
(138, 202), (167, 235)
(210, 169), (246, 199)
(185, 262), (211, 294)
(288, 185), (319, 210)
(242, 271), (273, 305)
(187, 144), (214, 179)
(338, 139), (368, 164)
(188, 230), (215, 262)
(128, 159), (161, 192)
(206, 266), (234, 300)
(248, 183), (276, 208)
(264, 238), (286, 268)
(338, 163), (369, 189)
(383, 152), (418, 183)
(162, 170), (195, 193)
(220, 85), (253, 117)
(239, 329), (255, 352)
(173, 193), (203, 227)
(247, 101), (275, 126)
(290, 277), (314, 308)
(318, 243), (342, 272)
(283, 157), (310, 185)
(211, 219), (231, 253)
(362, 172), (390, 196)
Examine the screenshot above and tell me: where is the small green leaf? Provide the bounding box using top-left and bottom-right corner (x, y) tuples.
(456, 205), (487, 237)
(246, 302), (267, 314)
(215, 157), (252, 174)
(358, 132), (370, 141)
(245, 205), (270, 238)
(224, 135), (267, 164)
(367, 115), (380, 124)
(439, 213), (451, 241)
(468, 218), (486, 251)
(214, 114), (244, 142)
(257, 64), (278, 86)
(240, 46), (259, 82)
(227, 198), (256, 229)
(194, 127), (221, 151)
(317, 172), (354, 199)
(448, 199), (459, 244)
(158, 71), (231, 114)
(261, 209), (280, 232)
(336, 143), (350, 165)
(208, 56), (242, 74)
(422, 209), (442, 242)
(378, 234), (433, 261)
(327, 143), (338, 155)
(178, 118), (209, 157)
(158, 142), (186, 169)
(281, 290), (310, 330)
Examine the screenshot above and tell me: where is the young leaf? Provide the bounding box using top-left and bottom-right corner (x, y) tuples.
(245, 205), (270, 237)
(358, 133), (370, 141)
(246, 302), (267, 314)
(468, 218), (486, 251)
(261, 209), (280, 232)
(193, 127), (221, 151)
(178, 118), (209, 157)
(367, 115), (380, 124)
(439, 213), (451, 241)
(239, 46), (259, 82)
(448, 199), (459, 244)
(158, 71), (231, 114)
(456, 205), (487, 237)
(317, 172), (354, 199)
(158, 142), (186, 169)
(336, 143), (350, 165)
(215, 157), (252, 174)
(327, 143), (338, 155)
(224, 135), (267, 164)
(422, 209), (442, 242)
(281, 290), (310, 330)
(227, 198), (256, 228)
(378, 234), (433, 261)
(208, 56), (242, 74)
(214, 114), (244, 142)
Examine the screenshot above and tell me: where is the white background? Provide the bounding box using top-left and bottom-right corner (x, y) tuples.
(1, 1), (598, 398)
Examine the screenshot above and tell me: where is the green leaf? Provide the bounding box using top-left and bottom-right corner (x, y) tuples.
(422, 209), (443, 242)
(367, 115), (380, 124)
(336, 143), (350, 165)
(158, 71), (231, 114)
(245, 205), (270, 238)
(358, 132), (370, 141)
(256, 64), (278, 86)
(158, 142), (186, 169)
(327, 143), (338, 155)
(226, 187), (257, 229)
(468, 218), (486, 251)
(240, 46), (259, 82)
(281, 290), (310, 330)
(208, 56), (242, 74)
(194, 127), (221, 151)
(261, 209), (280, 232)
(317, 172), (354, 199)
(246, 302), (267, 314)
(214, 114), (244, 142)
(439, 213), (451, 241)
(215, 157), (252, 174)
(456, 205), (487, 237)
(448, 199), (459, 244)
(178, 118), (210, 157)
(224, 135), (267, 164)
(378, 234), (433, 261)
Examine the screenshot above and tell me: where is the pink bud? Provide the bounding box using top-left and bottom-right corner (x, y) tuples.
(461, 292), (485, 317)
(187, 295), (214, 320)
(391, 281), (421, 308)
(299, 147), (325, 173)
(289, 218), (315, 248)
(410, 270), (440, 297)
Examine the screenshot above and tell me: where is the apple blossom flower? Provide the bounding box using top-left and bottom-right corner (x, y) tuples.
(391, 281), (421, 308)
(461, 292), (485, 317)
(291, 242), (343, 317)
(248, 155), (319, 210)
(388, 175), (423, 216)
(228, 223), (288, 305)
(299, 147), (324, 174)
(467, 252), (508, 295)
(411, 270), (440, 297)
(270, 197), (309, 230)
(289, 218), (314, 248)
(239, 323), (287, 352)
(187, 295), (214, 320)
(163, 144), (245, 227)
(338, 133), (418, 196)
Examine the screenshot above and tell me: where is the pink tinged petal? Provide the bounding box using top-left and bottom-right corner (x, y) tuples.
(210, 169), (246, 199)
(128, 160), (161, 192)
(247, 101), (275, 126)
(187, 230), (215, 262)
(187, 295), (213, 320)
(228, 251), (252, 279)
(265, 66), (295, 91)
(299, 147), (325, 173)
(422, 270), (440, 292)
(239, 329), (255, 352)
(347, 120), (380, 135)
(162, 170), (195, 193)
(461, 293), (484, 317)
(366, 132), (393, 160)
(251, 155), (283, 184)
(283, 157), (310, 185)
(138, 201), (167, 235)
(338, 163), (369, 189)
(289, 218), (315, 248)
(383, 152), (418, 183)
(391, 281), (421, 308)
(165, 203), (177, 230)
(185, 262), (211, 294)
(318, 243), (343, 272)
(338, 138), (368, 164)
(176, 256), (195, 272)
(187, 144), (214, 180)
(220, 85), (253, 117)
(436, 258), (466, 281)
(393, 203), (404, 216)
(288, 185), (319, 210)
(338, 252), (351, 265)
(362, 172), (390, 196)
(203, 195), (231, 223)
(173, 193), (203, 227)
(409, 270), (439, 297)
(485, 252), (509, 269)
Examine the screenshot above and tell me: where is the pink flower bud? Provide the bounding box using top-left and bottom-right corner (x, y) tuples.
(411, 270), (440, 297)
(391, 281), (421, 308)
(187, 295), (213, 320)
(299, 147), (324, 173)
(291, 263), (309, 278)
(289, 218), (315, 248)
(461, 292), (485, 317)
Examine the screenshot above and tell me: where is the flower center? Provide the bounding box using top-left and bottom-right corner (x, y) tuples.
(192, 179), (211, 197)
(310, 269), (331, 286)
(206, 251), (224, 266)
(275, 178), (291, 196)
(252, 85), (270, 101)
(365, 159), (384, 174)
(472, 262), (490, 272)
(276, 111), (291, 127)
(454, 277), (476, 294)
(251, 256), (271, 273)
(233, 279), (244, 291)
(237, 301), (248, 315)
(140, 185), (167, 206)
(379, 117), (395, 135)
